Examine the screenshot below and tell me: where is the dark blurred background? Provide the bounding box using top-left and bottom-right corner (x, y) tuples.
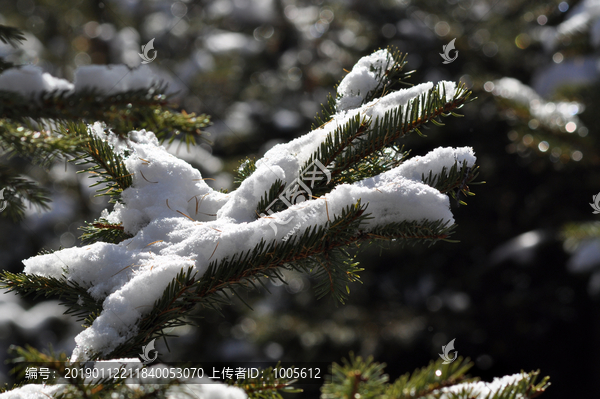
(1, 0), (600, 397)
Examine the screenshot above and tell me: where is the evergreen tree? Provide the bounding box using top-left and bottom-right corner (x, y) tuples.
(0, 22), (550, 398)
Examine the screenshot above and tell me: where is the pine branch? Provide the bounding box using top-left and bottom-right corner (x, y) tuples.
(422, 161), (480, 206)
(366, 219), (457, 246)
(234, 157), (257, 186)
(0, 118), (86, 167)
(256, 179), (286, 217)
(0, 120), (135, 221)
(104, 198), (456, 359)
(0, 25), (25, 48)
(0, 87), (210, 144)
(69, 122), (133, 204)
(336, 144), (408, 185)
(305, 82), (473, 198)
(491, 78), (588, 163)
(79, 219), (133, 245)
(0, 270), (103, 326)
(313, 91), (338, 129)
(5, 47), (481, 371)
(311, 247), (363, 303)
(0, 163), (51, 221)
(312, 46), (412, 129)
(384, 357), (473, 398)
(321, 353), (390, 398)
(322, 355), (549, 399)
(356, 47), (412, 106)
(249, 48), (473, 223)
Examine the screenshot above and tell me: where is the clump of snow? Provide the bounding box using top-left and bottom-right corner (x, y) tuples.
(336, 51), (456, 114)
(438, 81), (457, 102)
(328, 175), (454, 226)
(435, 372), (527, 398)
(216, 79), (446, 224)
(22, 49), (474, 361)
(363, 82), (433, 119)
(394, 147), (476, 181)
(336, 49), (394, 112)
(0, 64), (160, 99)
(0, 65), (73, 98)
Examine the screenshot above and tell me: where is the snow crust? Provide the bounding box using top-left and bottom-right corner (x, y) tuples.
(21, 51), (475, 361)
(0, 64), (158, 98)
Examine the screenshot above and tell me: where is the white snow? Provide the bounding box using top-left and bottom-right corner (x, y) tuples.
(336, 49), (394, 112)
(336, 48), (457, 113)
(0, 65), (73, 98)
(0, 64), (159, 98)
(21, 50), (474, 361)
(435, 372), (527, 398)
(225, 78), (457, 224)
(394, 147), (476, 181)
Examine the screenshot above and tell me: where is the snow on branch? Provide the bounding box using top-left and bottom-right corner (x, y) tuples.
(491, 77), (584, 134)
(0, 64), (160, 98)
(0, 64), (209, 148)
(21, 49), (476, 361)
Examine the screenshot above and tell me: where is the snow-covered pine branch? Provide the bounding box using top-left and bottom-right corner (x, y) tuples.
(489, 77), (588, 163)
(3, 48), (480, 363)
(491, 77), (584, 133)
(322, 355), (549, 399)
(0, 64), (210, 144)
(0, 61), (210, 219)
